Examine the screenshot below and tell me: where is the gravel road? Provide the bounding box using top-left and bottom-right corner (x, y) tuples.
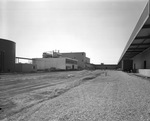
(1, 70), (150, 121)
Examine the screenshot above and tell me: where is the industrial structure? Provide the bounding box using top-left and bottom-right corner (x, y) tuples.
(43, 50), (62, 58)
(15, 57), (37, 73)
(61, 52), (90, 69)
(118, 0), (150, 77)
(0, 38), (16, 72)
(33, 57), (78, 71)
(95, 64), (117, 70)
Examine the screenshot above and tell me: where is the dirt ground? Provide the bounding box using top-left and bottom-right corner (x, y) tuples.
(1, 70), (150, 121)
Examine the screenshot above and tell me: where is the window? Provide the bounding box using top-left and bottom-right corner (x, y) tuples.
(33, 66), (36, 69)
(134, 63), (136, 70)
(144, 60), (146, 69)
(0, 51), (5, 72)
(66, 59), (77, 64)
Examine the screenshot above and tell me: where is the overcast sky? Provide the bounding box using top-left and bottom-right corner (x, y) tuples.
(0, 0), (148, 64)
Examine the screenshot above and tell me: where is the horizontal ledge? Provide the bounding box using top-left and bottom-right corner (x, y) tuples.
(126, 51), (143, 52)
(142, 24), (150, 29)
(131, 43), (150, 46)
(128, 48), (146, 50)
(16, 57), (33, 60)
(135, 36), (150, 39)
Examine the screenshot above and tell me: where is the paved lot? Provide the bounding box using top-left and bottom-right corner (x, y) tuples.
(1, 70), (150, 121)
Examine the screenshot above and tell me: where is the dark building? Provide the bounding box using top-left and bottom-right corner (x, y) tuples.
(121, 59), (133, 72)
(94, 64), (118, 70)
(0, 38), (16, 72)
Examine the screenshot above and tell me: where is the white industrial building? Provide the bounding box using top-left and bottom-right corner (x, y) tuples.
(32, 57), (78, 71)
(61, 52), (90, 69)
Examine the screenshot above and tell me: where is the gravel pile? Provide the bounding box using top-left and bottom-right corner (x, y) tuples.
(2, 70), (150, 121)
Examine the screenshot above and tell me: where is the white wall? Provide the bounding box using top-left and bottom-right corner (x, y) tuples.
(61, 53), (86, 69)
(33, 58), (66, 70)
(138, 69), (150, 77)
(133, 47), (150, 69)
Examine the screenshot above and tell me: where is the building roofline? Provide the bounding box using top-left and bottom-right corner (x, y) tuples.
(0, 38), (16, 44)
(118, 0), (150, 64)
(61, 52), (86, 54)
(32, 57), (78, 61)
